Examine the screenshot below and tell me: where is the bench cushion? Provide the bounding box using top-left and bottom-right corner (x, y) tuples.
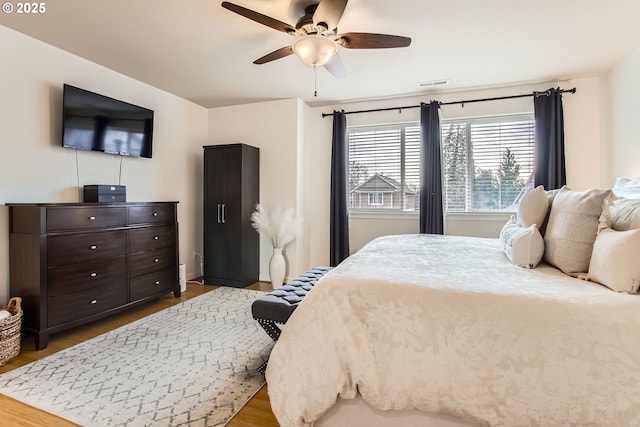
(251, 266), (332, 324)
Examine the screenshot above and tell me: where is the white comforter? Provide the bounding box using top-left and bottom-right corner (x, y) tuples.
(265, 234), (640, 426)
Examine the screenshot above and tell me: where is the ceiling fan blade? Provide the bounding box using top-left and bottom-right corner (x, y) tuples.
(222, 1), (296, 34)
(324, 53), (347, 79)
(338, 32), (411, 49)
(253, 46), (294, 64)
(313, 0), (348, 30)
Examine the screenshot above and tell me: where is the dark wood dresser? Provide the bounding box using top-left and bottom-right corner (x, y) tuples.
(7, 202), (180, 350)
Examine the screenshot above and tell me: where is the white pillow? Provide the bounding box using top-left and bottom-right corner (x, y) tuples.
(588, 228), (640, 293)
(613, 177), (640, 199)
(500, 217), (544, 268)
(543, 187), (611, 277)
(517, 185), (548, 228)
(609, 197), (640, 231)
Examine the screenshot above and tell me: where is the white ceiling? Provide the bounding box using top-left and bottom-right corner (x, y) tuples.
(1, 0), (639, 108)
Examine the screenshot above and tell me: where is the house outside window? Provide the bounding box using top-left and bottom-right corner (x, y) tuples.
(347, 113), (534, 213)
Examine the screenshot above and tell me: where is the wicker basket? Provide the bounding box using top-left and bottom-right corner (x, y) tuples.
(0, 297), (22, 367)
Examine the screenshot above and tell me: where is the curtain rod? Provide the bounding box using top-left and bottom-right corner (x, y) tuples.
(320, 87), (577, 118)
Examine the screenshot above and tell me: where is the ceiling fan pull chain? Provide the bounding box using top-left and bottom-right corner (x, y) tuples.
(314, 65), (318, 97)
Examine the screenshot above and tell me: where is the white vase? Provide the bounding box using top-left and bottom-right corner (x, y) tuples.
(269, 247), (286, 289)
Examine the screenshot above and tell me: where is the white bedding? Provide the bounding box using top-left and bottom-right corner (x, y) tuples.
(265, 234), (640, 426)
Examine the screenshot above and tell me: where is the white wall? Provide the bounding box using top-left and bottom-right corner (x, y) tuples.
(607, 45), (640, 182)
(304, 78), (609, 253)
(208, 99), (303, 281)
(0, 26), (209, 303)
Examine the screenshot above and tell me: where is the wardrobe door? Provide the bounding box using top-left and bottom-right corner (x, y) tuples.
(203, 146), (227, 281)
(220, 146), (243, 279)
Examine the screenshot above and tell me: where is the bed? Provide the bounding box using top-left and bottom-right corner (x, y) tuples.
(265, 184), (640, 427)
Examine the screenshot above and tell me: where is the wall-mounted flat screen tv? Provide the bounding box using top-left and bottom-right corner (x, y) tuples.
(61, 84), (154, 158)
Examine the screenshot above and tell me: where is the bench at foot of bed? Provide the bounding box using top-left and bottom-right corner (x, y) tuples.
(252, 266), (333, 372)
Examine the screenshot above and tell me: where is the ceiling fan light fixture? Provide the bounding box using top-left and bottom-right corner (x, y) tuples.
(292, 35), (338, 67)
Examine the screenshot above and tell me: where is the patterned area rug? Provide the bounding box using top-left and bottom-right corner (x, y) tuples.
(0, 287), (273, 426)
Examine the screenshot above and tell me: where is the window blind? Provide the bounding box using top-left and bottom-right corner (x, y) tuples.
(347, 113), (534, 213)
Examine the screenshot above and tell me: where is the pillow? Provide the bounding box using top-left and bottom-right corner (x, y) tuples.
(613, 176), (640, 199)
(517, 185), (548, 228)
(539, 187), (562, 236)
(588, 228), (640, 293)
(609, 197), (640, 231)
(500, 217), (544, 268)
(543, 187), (611, 277)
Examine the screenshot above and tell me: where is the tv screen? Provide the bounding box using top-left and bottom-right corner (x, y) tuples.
(62, 84), (154, 158)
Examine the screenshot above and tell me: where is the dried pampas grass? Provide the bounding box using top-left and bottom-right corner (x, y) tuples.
(251, 204), (302, 248)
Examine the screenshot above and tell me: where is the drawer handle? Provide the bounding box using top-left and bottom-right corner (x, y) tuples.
(90, 300), (97, 305)
(90, 272), (97, 277)
(88, 216), (96, 221)
(154, 258), (159, 263)
(153, 212), (158, 217)
(154, 280), (160, 285)
(153, 236), (159, 240)
(89, 245), (98, 250)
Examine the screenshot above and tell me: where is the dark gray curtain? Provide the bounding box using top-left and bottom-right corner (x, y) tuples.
(330, 110), (349, 266)
(419, 101), (444, 234)
(534, 88), (566, 190)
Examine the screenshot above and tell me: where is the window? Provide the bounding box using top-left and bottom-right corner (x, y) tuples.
(347, 113), (534, 213)
(348, 123), (420, 211)
(368, 193), (384, 206)
(442, 114), (534, 212)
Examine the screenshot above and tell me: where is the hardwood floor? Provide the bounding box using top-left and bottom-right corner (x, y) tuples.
(0, 281), (280, 427)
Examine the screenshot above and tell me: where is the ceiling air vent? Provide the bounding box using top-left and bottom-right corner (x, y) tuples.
(417, 79), (449, 88)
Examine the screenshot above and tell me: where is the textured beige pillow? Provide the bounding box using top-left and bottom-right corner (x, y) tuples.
(500, 217), (544, 269)
(543, 187), (611, 276)
(588, 228), (640, 293)
(609, 197), (640, 231)
(517, 185), (548, 228)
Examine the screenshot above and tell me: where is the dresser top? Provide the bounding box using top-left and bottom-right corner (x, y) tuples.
(6, 201), (179, 207)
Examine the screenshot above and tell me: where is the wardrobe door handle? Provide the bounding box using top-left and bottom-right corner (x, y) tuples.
(222, 204), (226, 224)
(217, 204), (221, 223)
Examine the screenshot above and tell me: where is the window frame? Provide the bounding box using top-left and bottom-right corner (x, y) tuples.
(347, 121), (420, 214)
(346, 113), (534, 215)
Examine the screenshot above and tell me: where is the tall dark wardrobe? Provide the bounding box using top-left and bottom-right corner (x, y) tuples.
(203, 144), (259, 287)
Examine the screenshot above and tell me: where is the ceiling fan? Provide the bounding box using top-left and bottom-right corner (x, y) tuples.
(221, 0), (411, 79)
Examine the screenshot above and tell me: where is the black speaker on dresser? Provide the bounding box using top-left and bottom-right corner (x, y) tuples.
(83, 185), (126, 202)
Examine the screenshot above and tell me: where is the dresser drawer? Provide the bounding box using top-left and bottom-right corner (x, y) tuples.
(48, 230), (127, 267)
(128, 205), (175, 225)
(128, 225), (176, 253)
(47, 207), (127, 232)
(48, 281), (128, 327)
(130, 268), (176, 302)
(48, 257), (127, 297)
(129, 247), (175, 278)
